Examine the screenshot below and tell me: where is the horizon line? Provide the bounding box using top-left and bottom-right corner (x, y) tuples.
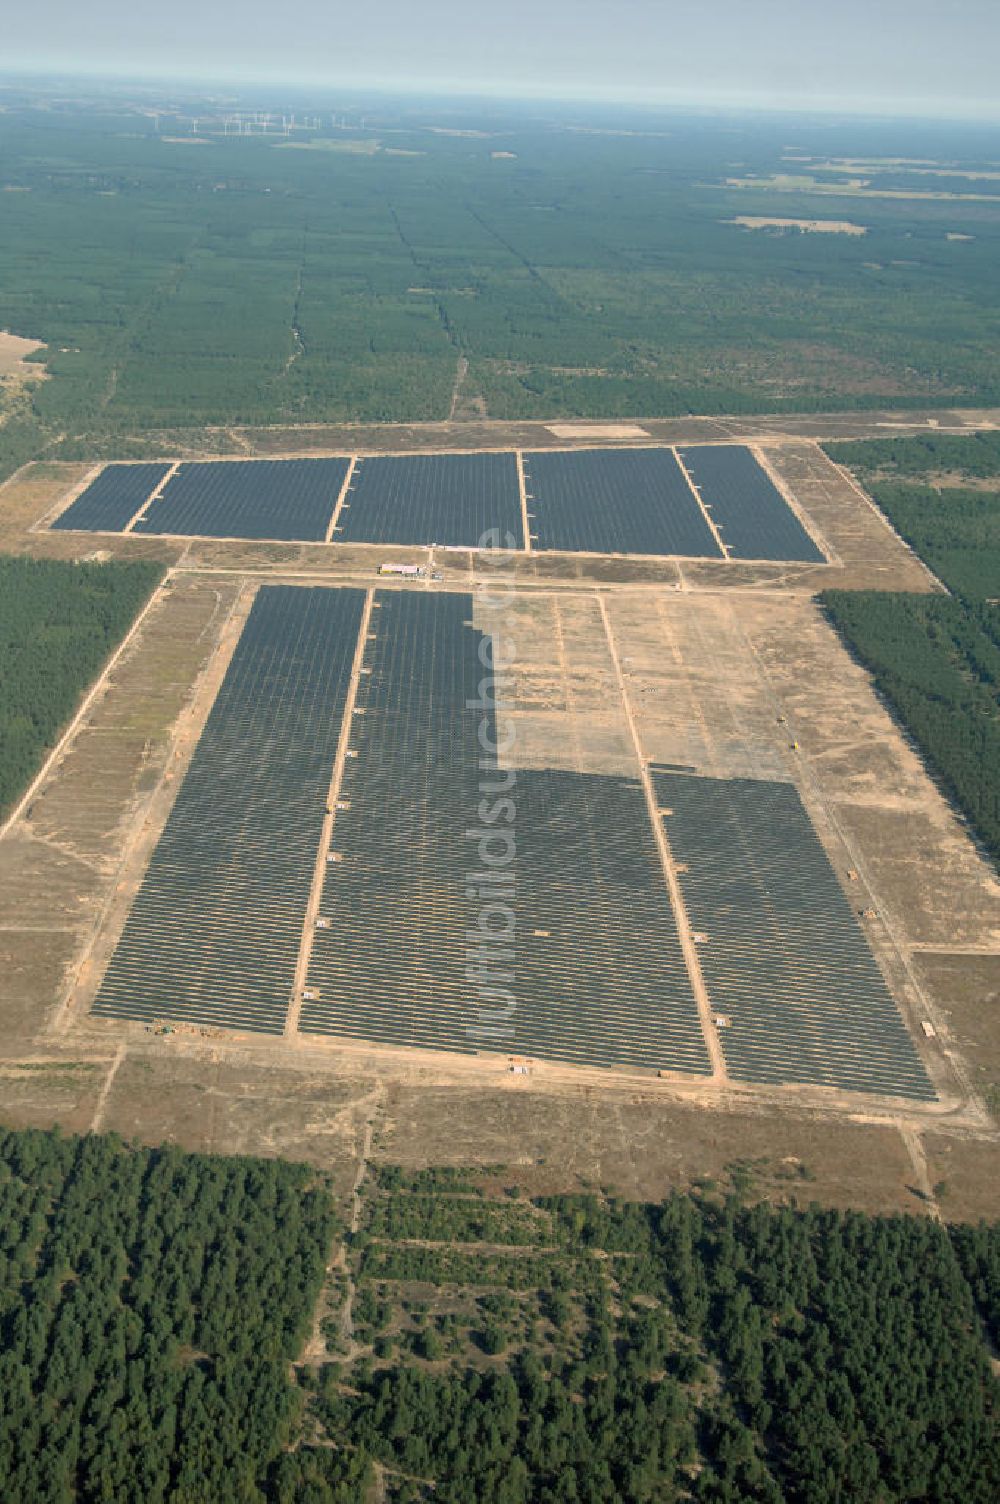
(2, 64), (999, 127)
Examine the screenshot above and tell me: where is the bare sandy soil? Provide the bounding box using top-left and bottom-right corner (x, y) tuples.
(727, 217), (867, 235)
(0, 417), (997, 1218)
(546, 424), (651, 438)
(0, 330), (44, 375)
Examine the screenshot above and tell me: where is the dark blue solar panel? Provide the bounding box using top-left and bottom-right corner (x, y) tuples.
(52, 464), (170, 533)
(302, 590), (708, 1074)
(653, 770), (934, 1099)
(523, 448), (722, 558)
(92, 586), (366, 1034)
(677, 446), (825, 562)
(336, 453), (523, 548)
(140, 459), (349, 542)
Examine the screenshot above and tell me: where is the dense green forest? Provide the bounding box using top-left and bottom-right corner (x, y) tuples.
(819, 431), (1000, 866)
(821, 592), (1000, 862)
(825, 431), (1000, 481)
(0, 1126), (339, 1503)
(0, 555), (163, 814)
(836, 481), (1000, 597)
(1, 88), (1000, 483)
(1, 1137), (997, 1502)
(824, 431), (1000, 595)
(315, 1163), (1000, 1502)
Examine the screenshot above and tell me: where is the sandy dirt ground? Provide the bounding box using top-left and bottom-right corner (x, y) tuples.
(727, 217), (868, 235)
(0, 330), (45, 376)
(0, 415), (997, 1219)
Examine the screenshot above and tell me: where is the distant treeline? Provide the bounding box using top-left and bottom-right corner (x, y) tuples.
(1, 100), (1000, 466)
(0, 555), (163, 815)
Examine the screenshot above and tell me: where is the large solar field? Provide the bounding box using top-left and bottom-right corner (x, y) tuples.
(86, 581), (934, 1101)
(653, 771), (934, 1099)
(678, 444), (824, 562)
(50, 445), (827, 564)
(92, 586), (365, 1032)
(335, 452), (523, 547)
(139, 458), (351, 541)
(522, 447), (721, 557)
(52, 462), (172, 533)
(301, 592), (708, 1072)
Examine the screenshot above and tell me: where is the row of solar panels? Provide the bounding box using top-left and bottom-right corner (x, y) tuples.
(52, 446), (825, 562)
(92, 586), (367, 1036)
(92, 585), (930, 1100)
(652, 769), (935, 1101)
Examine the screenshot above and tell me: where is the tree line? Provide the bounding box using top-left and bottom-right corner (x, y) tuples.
(0, 555), (163, 815)
(820, 591), (1000, 863)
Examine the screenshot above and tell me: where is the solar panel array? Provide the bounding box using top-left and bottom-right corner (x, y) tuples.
(301, 590), (709, 1074)
(301, 591), (485, 1053)
(523, 447), (722, 558)
(653, 770), (934, 1099)
(51, 448), (829, 563)
(507, 769), (709, 1073)
(335, 452), (523, 548)
(87, 582), (929, 1095)
(677, 445), (825, 562)
(52, 463), (170, 533)
(92, 586), (366, 1033)
(138, 458), (351, 541)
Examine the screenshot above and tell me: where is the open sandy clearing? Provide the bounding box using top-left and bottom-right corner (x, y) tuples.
(546, 423), (650, 439)
(727, 216), (867, 235)
(0, 330), (45, 378)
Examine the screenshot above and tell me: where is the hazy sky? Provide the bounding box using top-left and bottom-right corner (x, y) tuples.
(5, 0), (1000, 118)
